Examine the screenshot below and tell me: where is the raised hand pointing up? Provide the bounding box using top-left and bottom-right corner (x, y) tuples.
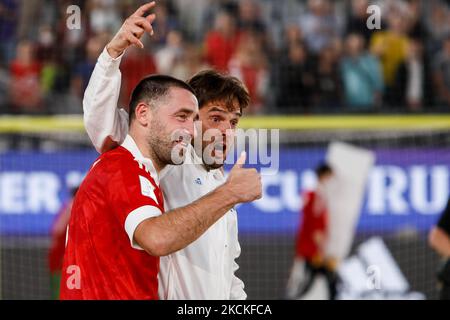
(106, 2), (157, 58)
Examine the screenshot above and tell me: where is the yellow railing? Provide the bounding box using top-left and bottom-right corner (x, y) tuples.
(1, 114), (450, 133)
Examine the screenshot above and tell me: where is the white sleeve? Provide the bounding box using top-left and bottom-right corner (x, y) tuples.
(83, 47), (129, 153)
(230, 239), (247, 300)
(124, 205), (162, 251)
(229, 213), (247, 300)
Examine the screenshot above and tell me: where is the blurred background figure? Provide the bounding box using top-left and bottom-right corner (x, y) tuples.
(36, 25), (59, 99)
(9, 41), (43, 114)
(155, 29), (183, 76)
(205, 9), (241, 72)
(0, 0), (18, 68)
(48, 186), (79, 300)
(313, 44), (343, 111)
(17, 0), (42, 40)
(229, 31), (268, 114)
(424, 0), (450, 55)
(341, 33), (383, 111)
(119, 45), (158, 107)
(370, 8), (410, 108)
(237, 0), (273, 56)
(71, 34), (109, 99)
(272, 40), (314, 113)
(429, 199), (450, 300)
(300, 0), (341, 55)
(391, 38), (429, 112)
(149, 0), (179, 48)
(171, 44), (210, 81)
(87, 0), (121, 35)
(286, 163), (338, 300)
(345, 0), (374, 45)
(433, 35), (450, 109)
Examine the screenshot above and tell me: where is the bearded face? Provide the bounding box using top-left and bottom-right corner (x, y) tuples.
(140, 87), (199, 168)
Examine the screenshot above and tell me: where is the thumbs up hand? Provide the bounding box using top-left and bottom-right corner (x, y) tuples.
(225, 152), (262, 204)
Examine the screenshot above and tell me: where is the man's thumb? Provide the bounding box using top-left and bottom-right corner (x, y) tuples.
(233, 151), (247, 169)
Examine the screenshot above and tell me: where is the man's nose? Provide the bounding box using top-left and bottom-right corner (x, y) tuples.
(186, 120), (197, 140)
(219, 121), (232, 134)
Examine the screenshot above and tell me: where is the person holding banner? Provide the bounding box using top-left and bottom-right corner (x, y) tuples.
(286, 163), (338, 300)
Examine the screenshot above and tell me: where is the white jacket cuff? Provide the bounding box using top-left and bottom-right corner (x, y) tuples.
(98, 47), (125, 77)
(124, 205), (162, 250)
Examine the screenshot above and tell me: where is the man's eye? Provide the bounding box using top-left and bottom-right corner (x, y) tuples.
(177, 114), (188, 121)
(211, 117), (221, 122)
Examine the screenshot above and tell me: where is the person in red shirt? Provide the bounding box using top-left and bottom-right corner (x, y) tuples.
(60, 2), (262, 300)
(119, 45), (157, 107)
(228, 31), (268, 114)
(205, 10), (241, 72)
(9, 41), (43, 113)
(286, 163), (336, 300)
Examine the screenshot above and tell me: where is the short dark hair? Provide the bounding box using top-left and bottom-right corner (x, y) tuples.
(187, 70), (250, 113)
(129, 74), (195, 121)
(315, 163), (333, 178)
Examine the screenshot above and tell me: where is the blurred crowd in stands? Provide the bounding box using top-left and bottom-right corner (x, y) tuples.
(2, 0), (450, 115)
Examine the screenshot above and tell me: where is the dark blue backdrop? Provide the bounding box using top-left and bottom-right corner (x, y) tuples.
(0, 148), (448, 235)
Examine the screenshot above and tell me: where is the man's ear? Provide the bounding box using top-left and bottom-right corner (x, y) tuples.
(134, 102), (151, 126)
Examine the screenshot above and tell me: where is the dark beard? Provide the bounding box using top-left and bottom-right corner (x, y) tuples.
(147, 117), (189, 167)
(148, 135), (175, 167)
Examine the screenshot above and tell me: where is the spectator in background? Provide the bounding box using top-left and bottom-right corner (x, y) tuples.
(299, 0), (340, 55)
(172, 44), (210, 81)
(405, 0), (426, 41)
(17, 0), (42, 40)
(119, 45), (157, 107)
(229, 31), (268, 114)
(424, 0), (450, 55)
(313, 45), (343, 111)
(36, 25), (59, 96)
(0, 0), (18, 67)
(172, 0), (210, 41)
(433, 35), (450, 109)
(237, 0), (273, 57)
(341, 33), (383, 111)
(273, 41), (314, 113)
(345, 0), (376, 45)
(149, 0), (179, 48)
(391, 39), (428, 111)
(238, 0), (266, 34)
(48, 186), (78, 300)
(71, 34), (108, 98)
(87, 0), (122, 35)
(429, 199), (450, 300)
(55, 0), (88, 70)
(205, 10), (241, 72)
(155, 30), (183, 76)
(201, 0), (238, 40)
(370, 10), (410, 107)
(9, 41), (43, 113)
(282, 23), (304, 54)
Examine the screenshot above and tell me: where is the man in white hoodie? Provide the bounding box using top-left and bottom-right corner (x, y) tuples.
(83, 2), (251, 299)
